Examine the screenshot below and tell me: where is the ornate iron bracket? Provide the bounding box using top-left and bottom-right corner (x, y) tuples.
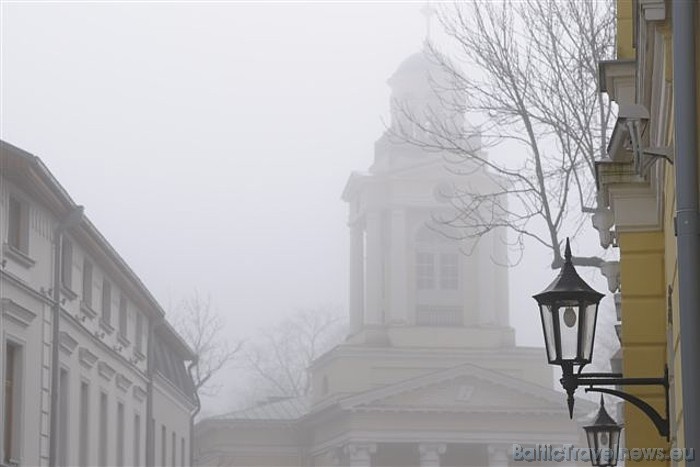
(560, 363), (670, 441)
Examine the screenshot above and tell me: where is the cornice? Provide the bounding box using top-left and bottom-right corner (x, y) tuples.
(59, 331), (79, 355)
(596, 159), (665, 232)
(598, 60), (636, 105)
(1, 298), (38, 328)
(79, 347), (99, 369)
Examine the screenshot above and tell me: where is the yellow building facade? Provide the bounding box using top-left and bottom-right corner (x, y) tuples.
(595, 0), (699, 460)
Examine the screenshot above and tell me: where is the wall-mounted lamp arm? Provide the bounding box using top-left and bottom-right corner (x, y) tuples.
(561, 366), (670, 441)
(584, 386), (669, 440)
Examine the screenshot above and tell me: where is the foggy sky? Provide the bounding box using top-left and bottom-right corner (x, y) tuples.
(1, 1), (611, 413)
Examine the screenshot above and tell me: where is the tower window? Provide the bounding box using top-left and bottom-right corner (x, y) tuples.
(416, 252), (435, 289)
(440, 253), (459, 289)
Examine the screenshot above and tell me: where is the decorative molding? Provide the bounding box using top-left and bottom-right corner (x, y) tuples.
(1, 298), (38, 328)
(639, 0), (666, 21)
(80, 301), (97, 320)
(60, 285), (78, 302)
(99, 318), (114, 336)
(343, 443), (376, 463)
(455, 385), (475, 402)
(133, 348), (146, 362)
(98, 361), (116, 381)
(598, 60), (636, 105)
(79, 347), (98, 369)
(133, 385), (147, 402)
(59, 331), (79, 355)
(596, 161), (664, 232)
(2, 243), (36, 268)
(116, 373), (133, 392)
(117, 333), (131, 348)
(419, 443), (446, 467)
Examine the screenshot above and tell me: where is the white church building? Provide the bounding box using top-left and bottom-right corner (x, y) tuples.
(194, 46), (594, 467)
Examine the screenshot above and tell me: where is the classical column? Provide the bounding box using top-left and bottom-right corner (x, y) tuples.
(349, 223), (365, 333)
(389, 209), (407, 324)
(419, 443), (446, 467)
(476, 230), (498, 326)
(487, 444), (510, 467)
(344, 443), (377, 467)
(364, 211), (383, 326)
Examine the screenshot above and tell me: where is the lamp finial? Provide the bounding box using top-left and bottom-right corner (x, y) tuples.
(564, 238), (572, 262)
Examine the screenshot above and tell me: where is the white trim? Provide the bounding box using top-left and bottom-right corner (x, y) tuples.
(98, 361), (116, 381)
(58, 331), (78, 355)
(1, 299), (37, 329)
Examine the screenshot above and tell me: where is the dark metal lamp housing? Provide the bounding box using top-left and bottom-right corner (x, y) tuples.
(584, 397), (623, 467)
(533, 238), (670, 441)
(533, 239), (604, 367)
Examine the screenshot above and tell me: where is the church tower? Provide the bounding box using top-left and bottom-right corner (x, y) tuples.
(341, 45), (513, 349)
(304, 47), (557, 408)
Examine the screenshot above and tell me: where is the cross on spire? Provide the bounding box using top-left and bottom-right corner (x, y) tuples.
(421, 2), (436, 43)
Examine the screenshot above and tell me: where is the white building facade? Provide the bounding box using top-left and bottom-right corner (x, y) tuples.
(0, 140), (198, 467)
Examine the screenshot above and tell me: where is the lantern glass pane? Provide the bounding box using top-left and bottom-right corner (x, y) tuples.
(556, 301), (580, 361)
(609, 429), (621, 466)
(585, 429), (596, 451)
(539, 304), (557, 362)
(580, 302), (598, 362)
(586, 429), (601, 466)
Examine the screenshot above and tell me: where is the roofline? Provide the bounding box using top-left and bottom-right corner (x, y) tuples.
(1, 139), (194, 359)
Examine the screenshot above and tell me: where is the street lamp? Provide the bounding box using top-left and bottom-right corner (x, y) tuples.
(584, 396), (623, 467)
(532, 238), (670, 441)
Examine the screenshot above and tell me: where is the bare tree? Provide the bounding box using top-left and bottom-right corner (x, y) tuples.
(171, 292), (243, 397)
(244, 306), (346, 399)
(392, 0), (616, 268)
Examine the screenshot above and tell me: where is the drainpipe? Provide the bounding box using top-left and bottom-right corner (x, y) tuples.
(672, 0), (700, 451)
(187, 359), (201, 467)
(146, 318), (156, 467)
(48, 206), (83, 467)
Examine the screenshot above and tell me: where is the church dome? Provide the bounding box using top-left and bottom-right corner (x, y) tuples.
(387, 45), (444, 91)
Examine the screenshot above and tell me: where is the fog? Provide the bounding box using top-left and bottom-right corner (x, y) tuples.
(2, 3), (616, 464)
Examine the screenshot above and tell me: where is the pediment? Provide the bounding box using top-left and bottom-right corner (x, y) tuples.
(339, 363), (595, 417)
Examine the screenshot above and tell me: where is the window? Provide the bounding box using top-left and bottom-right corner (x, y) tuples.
(7, 196), (28, 253)
(161, 425), (167, 466)
(61, 237), (73, 290)
(58, 368), (70, 467)
(3, 342), (22, 465)
(440, 253), (459, 289)
(116, 402), (124, 467)
(416, 252), (435, 289)
(171, 431), (176, 467)
(102, 279), (112, 326)
(82, 260), (93, 308)
(79, 382), (89, 467)
(99, 392), (108, 466)
(118, 295), (128, 341)
(133, 414), (141, 467)
(181, 437), (185, 467)
(135, 312), (144, 354)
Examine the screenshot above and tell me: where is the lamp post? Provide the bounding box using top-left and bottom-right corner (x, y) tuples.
(584, 396), (623, 467)
(48, 206), (84, 467)
(532, 239), (669, 441)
